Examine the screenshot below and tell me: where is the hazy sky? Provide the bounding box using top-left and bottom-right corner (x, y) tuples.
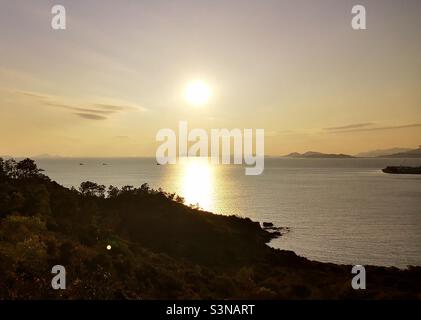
(0, 0), (420, 156)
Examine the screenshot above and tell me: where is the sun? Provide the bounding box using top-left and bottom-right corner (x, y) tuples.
(184, 80), (212, 107)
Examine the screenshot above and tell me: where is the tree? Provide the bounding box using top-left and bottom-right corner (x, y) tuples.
(4, 159), (18, 179)
(0, 158), (5, 180)
(107, 185), (120, 198)
(121, 185), (134, 193)
(140, 183), (150, 192)
(16, 158), (42, 178)
(79, 181), (106, 197)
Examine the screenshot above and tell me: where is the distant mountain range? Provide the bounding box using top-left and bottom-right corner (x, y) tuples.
(355, 148), (413, 158)
(379, 146), (421, 158)
(32, 154), (63, 159)
(283, 146), (421, 158)
(284, 151), (354, 158)
(0, 154), (63, 159)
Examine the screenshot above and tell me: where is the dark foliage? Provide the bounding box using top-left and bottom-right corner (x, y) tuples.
(0, 158), (420, 299)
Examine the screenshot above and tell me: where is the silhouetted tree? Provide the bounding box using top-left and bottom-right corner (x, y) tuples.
(16, 158), (42, 178)
(0, 158), (5, 180)
(107, 185), (120, 198)
(4, 159), (18, 179)
(121, 185), (134, 193)
(79, 181), (106, 197)
(140, 183), (150, 193)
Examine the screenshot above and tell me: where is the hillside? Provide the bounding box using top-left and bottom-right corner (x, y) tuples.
(0, 158), (420, 299)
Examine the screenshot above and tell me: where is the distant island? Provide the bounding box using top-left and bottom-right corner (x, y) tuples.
(355, 148), (413, 158)
(282, 146), (421, 158)
(379, 146), (421, 158)
(284, 151), (354, 158)
(0, 158), (420, 299)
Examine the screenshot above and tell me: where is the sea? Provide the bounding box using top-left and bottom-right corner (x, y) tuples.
(34, 157), (421, 269)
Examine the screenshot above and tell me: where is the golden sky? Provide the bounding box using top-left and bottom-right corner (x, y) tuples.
(0, 0), (420, 157)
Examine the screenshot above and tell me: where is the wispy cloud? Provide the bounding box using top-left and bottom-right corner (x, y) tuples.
(44, 102), (116, 115)
(324, 123), (374, 131)
(94, 104), (140, 112)
(75, 113), (107, 121)
(326, 123), (421, 133)
(13, 90), (146, 120)
(15, 90), (50, 100)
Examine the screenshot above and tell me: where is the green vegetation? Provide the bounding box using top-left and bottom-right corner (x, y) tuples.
(0, 158), (420, 299)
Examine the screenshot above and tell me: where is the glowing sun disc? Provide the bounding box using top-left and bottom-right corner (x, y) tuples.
(184, 80), (211, 106)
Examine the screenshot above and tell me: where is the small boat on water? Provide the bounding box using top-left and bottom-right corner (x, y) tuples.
(79, 163), (84, 166)
(382, 166), (421, 174)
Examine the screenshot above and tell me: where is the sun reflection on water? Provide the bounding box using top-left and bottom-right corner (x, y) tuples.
(179, 157), (214, 212)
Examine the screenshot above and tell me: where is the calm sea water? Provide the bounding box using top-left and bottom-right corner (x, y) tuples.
(35, 157), (421, 268)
